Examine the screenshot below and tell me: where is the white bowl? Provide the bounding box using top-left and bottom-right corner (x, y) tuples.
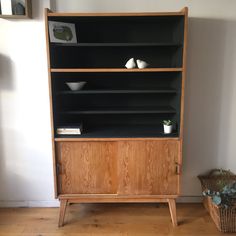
(66, 82), (86, 91)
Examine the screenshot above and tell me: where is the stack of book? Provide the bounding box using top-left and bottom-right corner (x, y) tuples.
(56, 124), (83, 135)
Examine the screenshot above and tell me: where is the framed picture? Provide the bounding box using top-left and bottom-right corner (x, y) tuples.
(48, 21), (77, 43)
(1, 0), (13, 15)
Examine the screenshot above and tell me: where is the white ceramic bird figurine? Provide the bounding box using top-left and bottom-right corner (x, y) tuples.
(136, 59), (149, 69)
(125, 58), (136, 69)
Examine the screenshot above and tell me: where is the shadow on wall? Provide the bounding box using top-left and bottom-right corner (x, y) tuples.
(50, 0), (57, 11)
(0, 54), (14, 198)
(0, 54), (14, 90)
(182, 17), (236, 195)
(32, 0), (50, 19)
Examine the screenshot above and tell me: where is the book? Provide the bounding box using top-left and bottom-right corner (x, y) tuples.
(48, 21), (77, 43)
(57, 124), (83, 135)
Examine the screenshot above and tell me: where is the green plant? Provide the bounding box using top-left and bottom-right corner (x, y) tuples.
(215, 169), (234, 189)
(203, 181), (236, 208)
(162, 120), (173, 126)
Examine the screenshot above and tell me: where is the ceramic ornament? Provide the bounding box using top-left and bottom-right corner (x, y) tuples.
(125, 58), (136, 69)
(66, 82), (86, 91)
(136, 59), (149, 69)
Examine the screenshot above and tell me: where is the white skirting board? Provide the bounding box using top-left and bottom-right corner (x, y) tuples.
(0, 200), (60, 208)
(177, 196), (203, 203)
(0, 196), (203, 208)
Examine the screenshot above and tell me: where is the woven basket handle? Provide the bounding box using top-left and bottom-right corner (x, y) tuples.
(208, 169), (233, 177)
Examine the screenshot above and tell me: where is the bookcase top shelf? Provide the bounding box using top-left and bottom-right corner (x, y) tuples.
(47, 9), (187, 17)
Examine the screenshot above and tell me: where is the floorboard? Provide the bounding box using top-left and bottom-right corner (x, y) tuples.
(0, 203), (229, 236)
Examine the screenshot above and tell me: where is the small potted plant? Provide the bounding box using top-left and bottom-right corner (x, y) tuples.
(162, 120), (174, 134)
(203, 182), (236, 208)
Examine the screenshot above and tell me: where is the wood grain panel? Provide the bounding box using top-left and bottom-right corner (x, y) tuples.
(56, 142), (117, 194)
(179, 7), (188, 139)
(58, 194), (177, 203)
(117, 140), (179, 195)
(45, 8), (58, 197)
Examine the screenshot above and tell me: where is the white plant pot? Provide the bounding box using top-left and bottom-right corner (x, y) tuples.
(163, 125), (173, 134)
(125, 58), (136, 69)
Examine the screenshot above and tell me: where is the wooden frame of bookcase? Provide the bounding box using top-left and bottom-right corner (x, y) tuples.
(45, 7), (188, 227)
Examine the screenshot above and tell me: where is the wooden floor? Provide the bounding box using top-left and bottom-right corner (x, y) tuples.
(0, 203), (231, 236)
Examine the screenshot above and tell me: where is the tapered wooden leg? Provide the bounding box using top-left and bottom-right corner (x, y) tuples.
(168, 199), (178, 226)
(58, 199), (68, 227)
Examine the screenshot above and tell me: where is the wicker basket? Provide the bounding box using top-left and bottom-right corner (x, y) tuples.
(198, 169), (236, 233)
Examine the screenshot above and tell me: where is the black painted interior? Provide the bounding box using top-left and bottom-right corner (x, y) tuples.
(49, 15), (184, 138)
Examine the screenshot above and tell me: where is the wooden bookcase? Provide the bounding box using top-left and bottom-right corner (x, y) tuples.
(45, 7), (188, 227)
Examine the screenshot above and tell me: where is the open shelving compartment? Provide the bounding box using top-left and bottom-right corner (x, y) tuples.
(51, 71), (182, 138)
(48, 12), (185, 139)
(49, 14), (184, 69)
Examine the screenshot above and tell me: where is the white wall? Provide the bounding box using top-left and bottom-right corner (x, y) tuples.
(0, 0), (59, 207)
(0, 0), (236, 206)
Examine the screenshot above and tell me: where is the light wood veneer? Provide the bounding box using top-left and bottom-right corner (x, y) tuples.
(45, 7), (188, 227)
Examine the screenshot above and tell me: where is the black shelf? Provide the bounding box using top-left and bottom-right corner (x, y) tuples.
(51, 68), (183, 72)
(49, 13), (184, 138)
(55, 125), (178, 138)
(57, 89), (177, 95)
(50, 45), (183, 68)
(59, 106), (176, 115)
(51, 42), (182, 47)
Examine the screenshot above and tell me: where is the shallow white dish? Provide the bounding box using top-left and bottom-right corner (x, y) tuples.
(66, 82), (86, 91)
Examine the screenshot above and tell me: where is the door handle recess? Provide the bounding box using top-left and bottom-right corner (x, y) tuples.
(175, 162), (181, 175)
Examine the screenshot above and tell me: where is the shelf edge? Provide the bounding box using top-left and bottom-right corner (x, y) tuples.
(48, 12), (185, 17)
(54, 137), (180, 142)
(51, 68), (183, 73)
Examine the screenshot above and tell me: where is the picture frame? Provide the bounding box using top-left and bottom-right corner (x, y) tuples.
(48, 21), (77, 43)
(1, 0), (13, 15)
